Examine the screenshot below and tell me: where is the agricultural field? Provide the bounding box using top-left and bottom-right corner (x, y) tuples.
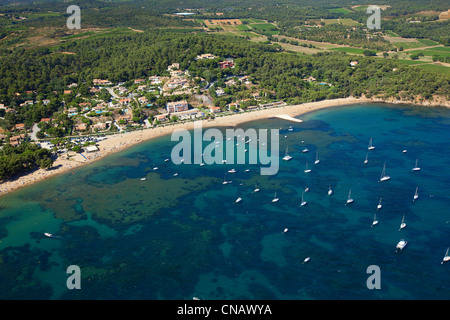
(327, 8), (352, 14)
(390, 41), (426, 50)
(417, 39), (440, 46)
(319, 18), (360, 26)
(416, 63), (450, 74)
(235, 24), (252, 31)
(396, 59), (431, 65)
(196, 18), (278, 36)
(330, 47), (373, 54)
(388, 38), (439, 50)
(408, 48), (450, 58)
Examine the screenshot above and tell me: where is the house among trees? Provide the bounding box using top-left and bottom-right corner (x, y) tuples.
(10, 134), (26, 147)
(219, 60), (234, 69)
(74, 123), (87, 131)
(170, 70), (184, 77)
(14, 123), (26, 131)
(303, 76), (316, 82)
(195, 53), (217, 60)
(155, 114), (169, 123)
(119, 98), (132, 106)
(79, 102), (92, 109)
(167, 63), (180, 71)
(19, 100), (34, 107)
(209, 106), (221, 113)
(92, 122), (107, 131)
(93, 79), (112, 86)
(149, 76), (162, 85)
(138, 96), (149, 105)
(67, 107), (77, 114)
(215, 88), (225, 96)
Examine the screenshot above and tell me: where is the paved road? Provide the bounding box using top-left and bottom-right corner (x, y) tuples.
(105, 87), (120, 100)
(30, 123), (41, 141)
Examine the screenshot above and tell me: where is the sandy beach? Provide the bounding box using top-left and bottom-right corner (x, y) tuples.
(0, 96), (446, 196)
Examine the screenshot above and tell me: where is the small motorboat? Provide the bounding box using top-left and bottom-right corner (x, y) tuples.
(396, 239), (407, 251)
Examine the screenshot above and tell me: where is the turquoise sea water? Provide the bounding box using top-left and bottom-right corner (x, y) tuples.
(0, 103), (449, 300)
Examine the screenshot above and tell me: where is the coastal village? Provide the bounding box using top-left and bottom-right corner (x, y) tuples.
(0, 48), (368, 196)
(0, 53), (296, 154)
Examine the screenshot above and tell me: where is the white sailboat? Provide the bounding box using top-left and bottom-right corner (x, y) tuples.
(302, 148), (309, 153)
(302, 257), (311, 264)
(140, 178), (147, 181)
(300, 192), (307, 206)
(413, 186), (419, 202)
(314, 151), (320, 164)
(328, 185), (333, 196)
(282, 146), (292, 161)
(371, 213), (379, 227)
(272, 192), (279, 203)
(396, 239), (407, 251)
(235, 197), (242, 203)
(377, 198), (382, 210)
(253, 184), (260, 193)
(346, 189), (354, 204)
(379, 163), (391, 182)
(399, 215), (406, 230)
(412, 158), (421, 171)
(441, 247), (450, 264)
(304, 162), (311, 173)
(222, 174), (229, 185)
(364, 153), (368, 164)
(368, 137), (375, 150)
